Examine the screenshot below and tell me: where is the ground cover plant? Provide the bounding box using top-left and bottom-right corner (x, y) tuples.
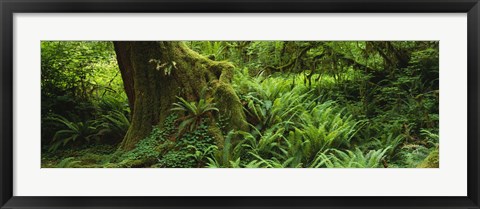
(41, 41), (439, 168)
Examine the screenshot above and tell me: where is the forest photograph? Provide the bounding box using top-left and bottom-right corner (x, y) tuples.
(41, 41), (439, 168)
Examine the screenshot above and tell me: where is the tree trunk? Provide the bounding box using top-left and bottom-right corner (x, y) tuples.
(113, 42), (135, 113)
(113, 41), (248, 150)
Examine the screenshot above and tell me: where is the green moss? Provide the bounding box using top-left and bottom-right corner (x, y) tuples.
(212, 81), (248, 133)
(78, 153), (104, 164)
(208, 126), (225, 148)
(103, 163), (120, 168)
(208, 61), (235, 82)
(417, 149), (439, 168)
(118, 158), (157, 168)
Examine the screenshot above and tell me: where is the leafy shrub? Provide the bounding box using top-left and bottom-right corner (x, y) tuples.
(300, 101), (364, 149)
(313, 147), (390, 168)
(170, 96), (219, 136)
(391, 144), (430, 168)
(120, 127), (164, 166)
(56, 157), (81, 168)
(157, 122), (216, 168)
(94, 110), (130, 142)
(48, 115), (98, 152)
(206, 130), (242, 168)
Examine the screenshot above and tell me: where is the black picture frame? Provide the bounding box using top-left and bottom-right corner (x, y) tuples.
(1, 0), (479, 208)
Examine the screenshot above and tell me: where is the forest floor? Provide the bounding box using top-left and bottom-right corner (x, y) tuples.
(42, 144), (118, 168)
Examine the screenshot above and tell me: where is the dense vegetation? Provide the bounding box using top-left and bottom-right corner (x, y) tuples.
(41, 41), (439, 168)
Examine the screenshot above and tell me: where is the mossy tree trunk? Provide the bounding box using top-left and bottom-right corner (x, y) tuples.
(113, 41), (248, 151)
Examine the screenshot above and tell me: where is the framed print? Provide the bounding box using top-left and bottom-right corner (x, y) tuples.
(1, 0), (479, 208)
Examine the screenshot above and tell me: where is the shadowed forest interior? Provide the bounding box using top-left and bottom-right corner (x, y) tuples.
(41, 41), (439, 168)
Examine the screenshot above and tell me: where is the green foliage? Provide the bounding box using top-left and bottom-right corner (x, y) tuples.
(187, 145), (218, 167)
(94, 110), (130, 140)
(48, 115), (99, 152)
(206, 100), (364, 168)
(314, 147), (390, 168)
(96, 95), (129, 114)
(393, 144), (431, 168)
(55, 157), (81, 168)
(206, 130), (243, 168)
(243, 84), (313, 131)
(41, 41), (126, 147)
(417, 148), (439, 168)
(47, 109), (131, 152)
(188, 41), (228, 61)
(389, 130), (438, 168)
(157, 122), (216, 168)
(299, 101), (364, 149)
(420, 129), (439, 145)
(42, 41), (439, 168)
(171, 96), (219, 136)
(119, 127), (164, 167)
(111, 113), (218, 168)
